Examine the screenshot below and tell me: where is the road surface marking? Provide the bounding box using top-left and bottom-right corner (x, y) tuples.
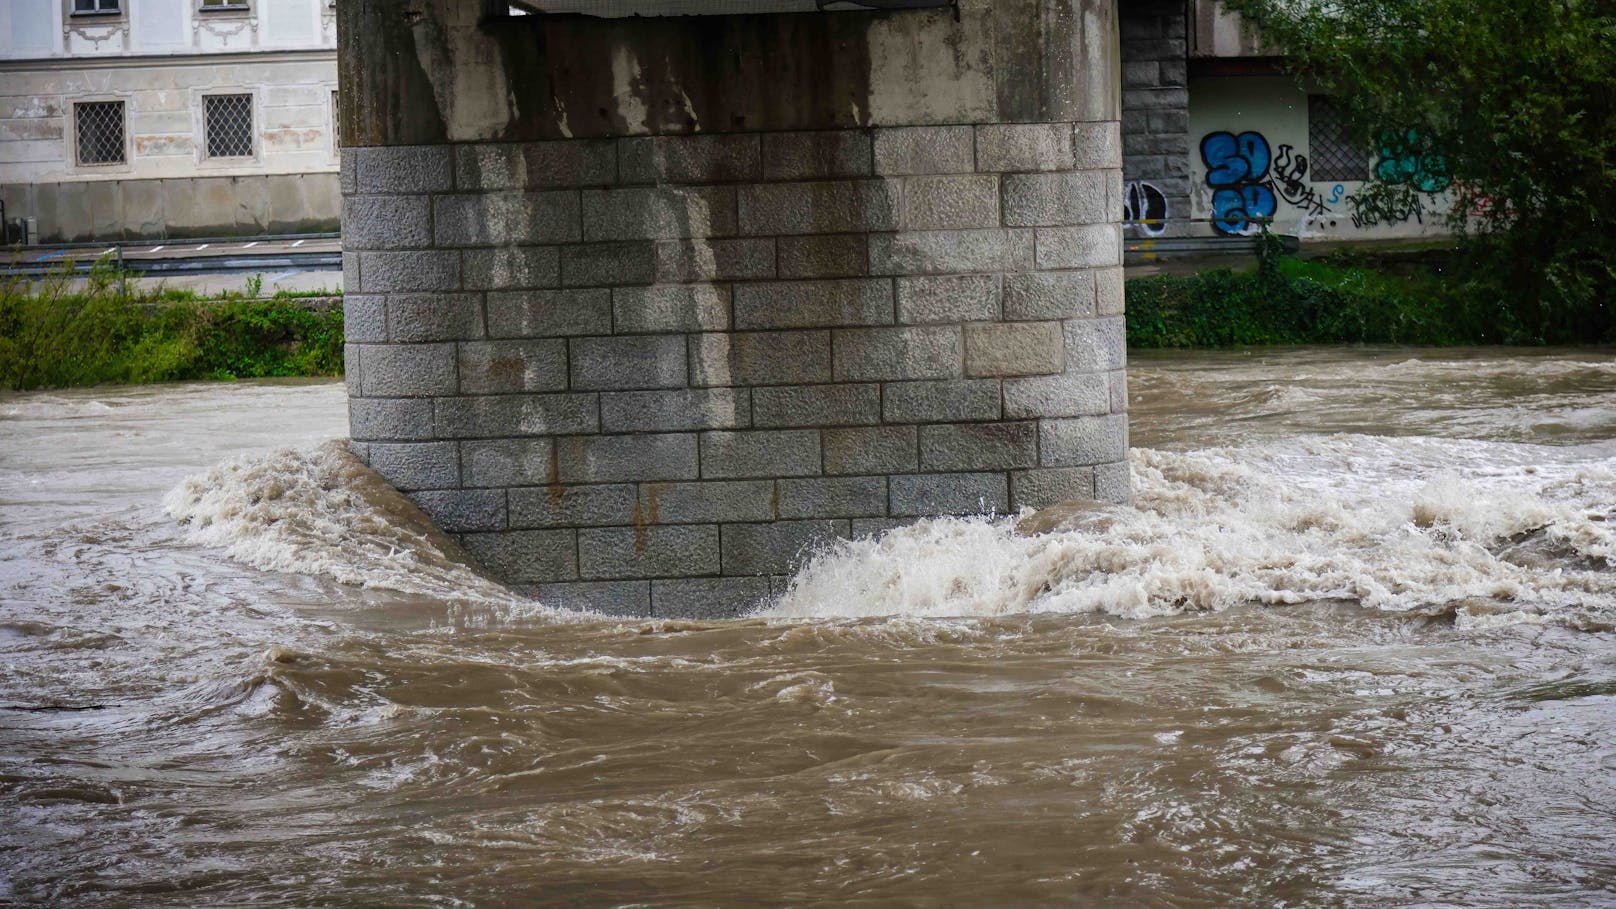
(196, 243), (209, 251)
(291, 239), (305, 247)
(243, 241), (258, 248)
(37, 250), (66, 261)
(266, 270), (300, 283)
(149, 245), (164, 253)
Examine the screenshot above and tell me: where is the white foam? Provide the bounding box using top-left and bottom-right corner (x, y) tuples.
(764, 435), (1616, 622)
(164, 440), (533, 606)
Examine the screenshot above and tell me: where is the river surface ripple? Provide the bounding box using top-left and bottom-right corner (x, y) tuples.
(2, 347), (1614, 907)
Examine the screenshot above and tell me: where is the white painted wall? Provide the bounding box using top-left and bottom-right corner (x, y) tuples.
(1189, 75), (1454, 241)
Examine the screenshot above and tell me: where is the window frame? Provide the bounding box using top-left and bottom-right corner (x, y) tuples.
(70, 0), (122, 17)
(67, 96), (133, 174)
(197, 0), (252, 12)
(1307, 94), (1371, 184)
(195, 90), (262, 166)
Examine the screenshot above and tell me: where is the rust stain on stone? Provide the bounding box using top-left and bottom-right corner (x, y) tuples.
(547, 446), (563, 505)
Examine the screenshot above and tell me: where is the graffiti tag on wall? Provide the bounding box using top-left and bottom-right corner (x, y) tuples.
(1122, 180), (1169, 237)
(1350, 130), (1452, 228)
(1200, 131), (1335, 235)
(1199, 125), (1454, 235)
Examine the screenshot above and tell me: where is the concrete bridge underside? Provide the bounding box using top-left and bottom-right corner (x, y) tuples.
(339, 0), (1127, 618)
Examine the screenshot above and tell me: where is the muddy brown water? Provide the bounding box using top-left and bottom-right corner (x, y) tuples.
(2, 347), (1614, 907)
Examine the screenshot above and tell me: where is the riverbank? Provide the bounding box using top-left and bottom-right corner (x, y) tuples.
(0, 266), (342, 391)
(1127, 247), (1616, 348)
(5, 251), (1612, 391)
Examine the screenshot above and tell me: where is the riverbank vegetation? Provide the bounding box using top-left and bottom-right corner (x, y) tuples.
(0, 259), (343, 391)
(1220, 0), (1616, 343)
(1123, 246), (1614, 349)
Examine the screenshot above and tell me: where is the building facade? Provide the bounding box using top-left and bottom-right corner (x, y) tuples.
(1122, 0), (1456, 242)
(0, 0), (339, 243)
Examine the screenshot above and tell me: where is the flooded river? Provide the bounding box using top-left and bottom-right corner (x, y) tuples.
(3, 347), (1614, 907)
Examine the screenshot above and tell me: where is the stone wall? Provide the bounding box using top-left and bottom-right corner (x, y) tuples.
(0, 173), (339, 242)
(1120, 0), (1191, 239)
(341, 1), (1126, 618)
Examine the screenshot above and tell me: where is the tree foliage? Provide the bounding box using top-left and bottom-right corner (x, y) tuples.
(1218, 0), (1616, 342)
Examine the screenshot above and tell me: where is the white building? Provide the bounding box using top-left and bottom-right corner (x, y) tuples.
(0, 0), (339, 243)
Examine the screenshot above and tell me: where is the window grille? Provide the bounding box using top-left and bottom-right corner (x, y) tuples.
(205, 94), (255, 158)
(331, 90), (340, 149)
(1308, 95), (1368, 183)
(200, 0), (250, 8)
(75, 101), (125, 165)
(73, 0), (120, 12)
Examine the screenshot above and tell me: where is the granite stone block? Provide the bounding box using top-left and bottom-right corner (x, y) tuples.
(873, 125), (975, 175)
(570, 335), (689, 390)
(720, 520), (848, 575)
(578, 525), (721, 580)
(434, 394), (599, 438)
(508, 484), (639, 529)
(822, 425), (918, 475)
(752, 383), (881, 428)
(896, 274), (1001, 324)
(889, 472), (1009, 517)
(639, 480), (776, 524)
(700, 430), (822, 479)
(1040, 414), (1129, 467)
(691, 331), (832, 387)
(600, 388), (750, 433)
(775, 476), (888, 519)
(733, 278), (892, 329)
(558, 433), (699, 483)
(366, 441), (460, 491)
(881, 378), (1002, 423)
(832, 326), (963, 382)
(963, 322), (1065, 377)
(387, 293), (486, 343)
(456, 339), (568, 394)
(652, 577), (772, 619)
(461, 529), (578, 583)
(486, 288), (611, 338)
(409, 488), (508, 533)
(613, 284), (731, 333)
(919, 421), (1038, 471)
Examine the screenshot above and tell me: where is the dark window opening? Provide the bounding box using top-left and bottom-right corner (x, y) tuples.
(1308, 95), (1369, 183)
(75, 101), (126, 165)
(205, 94), (255, 159)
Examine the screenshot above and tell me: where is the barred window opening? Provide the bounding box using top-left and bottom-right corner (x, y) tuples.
(205, 94), (255, 159)
(73, 0), (121, 13)
(1308, 95), (1369, 183)
(75, 101), (125, 166)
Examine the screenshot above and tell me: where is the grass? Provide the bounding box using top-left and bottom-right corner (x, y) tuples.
(0, 256), (343, 391)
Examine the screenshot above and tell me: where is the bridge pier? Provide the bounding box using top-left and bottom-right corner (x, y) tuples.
(339, 0), (1126, 617)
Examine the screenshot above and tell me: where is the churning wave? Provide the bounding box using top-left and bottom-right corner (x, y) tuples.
(164, 436), (1616, 627)
(164, 440), (529, 605)
(765, 435), (1616, 627)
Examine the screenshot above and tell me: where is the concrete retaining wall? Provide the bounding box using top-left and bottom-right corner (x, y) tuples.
(0, 173), (339, 243)
(341, 0), (1126, 617)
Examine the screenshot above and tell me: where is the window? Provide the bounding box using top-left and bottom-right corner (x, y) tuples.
(204, 94), (255, 158)
(72, 0), (120, 13)
(330, 89), (341, 152)
(199, 0), (250, 9)
(1308, 95), (1369, 183)
(75, 101), (126, 165)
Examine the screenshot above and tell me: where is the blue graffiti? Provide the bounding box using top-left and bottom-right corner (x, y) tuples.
(1201, 131), (1278, 235)
(1328, 184), (1346, 205)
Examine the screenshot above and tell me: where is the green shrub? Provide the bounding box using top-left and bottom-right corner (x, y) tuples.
(1124, 250), (1561, 349)
(0, 257), (344, 390)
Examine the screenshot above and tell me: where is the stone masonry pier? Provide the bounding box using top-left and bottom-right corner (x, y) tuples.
(339, 0), (1126, 618)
